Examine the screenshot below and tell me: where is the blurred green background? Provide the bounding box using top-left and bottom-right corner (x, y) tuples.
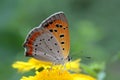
(0, 0), (120, 80)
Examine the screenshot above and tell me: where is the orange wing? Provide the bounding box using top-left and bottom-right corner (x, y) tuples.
(42, 12), (70, 58)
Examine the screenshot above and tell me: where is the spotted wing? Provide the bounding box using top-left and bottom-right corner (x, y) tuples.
(23, 12), (70, 63)
(42, 12), (70, 58)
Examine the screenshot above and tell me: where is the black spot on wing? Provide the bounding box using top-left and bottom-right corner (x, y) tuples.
(44, 53), (46, 55)
(59, 25), (62, 28)
(50, 36), (53, 39)
(49, 21), (53, 24)
(35, 44), (38, 47)
(54, 30), (57, 32)
(35, 48), (37, 50)
(61, 42), (64, 44)
(56, 24), (59, 27)
(55, 24), (63, 28)
(45, 24), (49, 27)
(60, 34), (64, 38)
(57, 51), (59, 53)
(48, 39), (50, 41)
(55, 43), (57, 45)
(49, 29), (53, 32)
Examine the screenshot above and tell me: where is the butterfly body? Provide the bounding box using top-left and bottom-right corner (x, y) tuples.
(23, 12), (70, 64)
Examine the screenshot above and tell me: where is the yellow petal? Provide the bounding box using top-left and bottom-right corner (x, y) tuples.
(20, 69), (96, 80)
(20, 76), (34, 80)
(72, 74), (96, 80)
(12, 58), (52, 72)
(12, 58), (81, 72)
(12, 61), (34, 72)
(21, 69), (73, 80)
(66, 59), (81, 72)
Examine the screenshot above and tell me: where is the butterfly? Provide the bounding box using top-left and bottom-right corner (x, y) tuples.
(23, 12), (70, 64)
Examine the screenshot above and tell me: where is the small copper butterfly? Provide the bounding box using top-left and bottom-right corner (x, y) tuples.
(23, 12), (70, 64)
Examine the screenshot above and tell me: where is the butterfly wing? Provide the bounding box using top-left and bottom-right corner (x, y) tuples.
(42, 12), (70, 58)
(23, 12), (70, 64)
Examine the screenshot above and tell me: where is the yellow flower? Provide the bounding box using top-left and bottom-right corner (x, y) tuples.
(12, 58), (96, 80)
(12, 58), (51, 72)
(72, 74), (96, 80)
(12, 58), (80, 72)
(21, 69), (95, 80)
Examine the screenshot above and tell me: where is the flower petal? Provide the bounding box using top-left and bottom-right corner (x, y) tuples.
(72, 74), (96, 80)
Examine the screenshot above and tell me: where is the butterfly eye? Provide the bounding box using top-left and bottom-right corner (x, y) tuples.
(67, 56), (72, 61)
